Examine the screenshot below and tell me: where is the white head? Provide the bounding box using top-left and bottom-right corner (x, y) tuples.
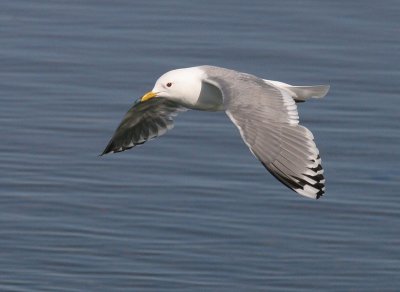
(140, 67), (205, 107)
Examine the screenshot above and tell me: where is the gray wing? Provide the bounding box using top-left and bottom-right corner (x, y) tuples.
(101, 98), (186, 155)
(205, 70), (325, 199)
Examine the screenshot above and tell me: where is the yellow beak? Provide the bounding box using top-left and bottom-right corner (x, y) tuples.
(141, 91), (157, 102)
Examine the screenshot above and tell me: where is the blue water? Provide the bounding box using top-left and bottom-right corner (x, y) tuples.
(1, 1), (399, 291)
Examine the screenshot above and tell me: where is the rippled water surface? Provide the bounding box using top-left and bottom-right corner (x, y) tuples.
(1, 1), (399, 291)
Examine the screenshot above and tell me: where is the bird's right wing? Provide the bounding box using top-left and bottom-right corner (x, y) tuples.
(204, 72), (325, 199)
(101, 98), (186, 155)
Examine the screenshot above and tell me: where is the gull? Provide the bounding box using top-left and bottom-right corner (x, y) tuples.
(101, 66), (329, 199)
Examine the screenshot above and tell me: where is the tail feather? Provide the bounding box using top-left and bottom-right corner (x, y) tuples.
(287, 85), (330, 102)
(264, 80), (330, 102)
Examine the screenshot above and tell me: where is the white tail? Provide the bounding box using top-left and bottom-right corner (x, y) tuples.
(264, 80), (330, 102)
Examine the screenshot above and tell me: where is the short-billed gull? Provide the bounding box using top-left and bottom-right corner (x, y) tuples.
(102, 66), (329, 199)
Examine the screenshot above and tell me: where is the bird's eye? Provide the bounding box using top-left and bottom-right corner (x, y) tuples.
(166, 82), (172, 87)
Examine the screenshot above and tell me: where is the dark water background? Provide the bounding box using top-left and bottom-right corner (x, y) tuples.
(1, 1), (399, 291)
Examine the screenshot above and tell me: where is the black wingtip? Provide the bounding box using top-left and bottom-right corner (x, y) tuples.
(99, 147), (110, 157)
(99, 142), (115, 156)
(100, 141), (138, 157)
(316, 189), (325, 199)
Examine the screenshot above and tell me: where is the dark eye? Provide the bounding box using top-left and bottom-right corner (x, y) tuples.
(166, 82), (172, 87)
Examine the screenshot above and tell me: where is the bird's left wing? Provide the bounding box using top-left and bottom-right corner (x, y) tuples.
(203, 71), (325, 199)
(101, 98), (186, 155)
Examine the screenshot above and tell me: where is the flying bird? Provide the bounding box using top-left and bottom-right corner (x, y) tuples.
(102, 66), (329, 199)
